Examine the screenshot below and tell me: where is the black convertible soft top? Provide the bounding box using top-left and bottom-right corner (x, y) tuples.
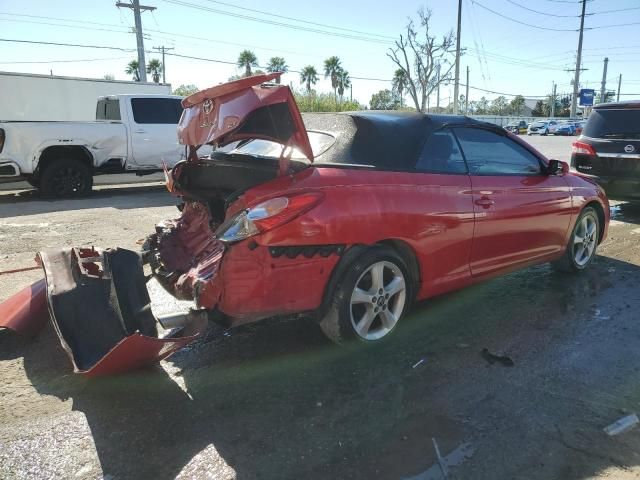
(303, 111), (487, 169)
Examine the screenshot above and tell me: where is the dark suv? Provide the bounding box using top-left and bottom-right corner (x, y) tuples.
(571, 101), (640, 200)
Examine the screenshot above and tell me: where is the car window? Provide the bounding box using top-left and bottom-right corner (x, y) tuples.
(453, 127), (542, 176)
(583, 109), (640, 139)
(96, 99), (121, 121)
(218, 131), (335, 161)
(130, 98), (183, 124)
(415, 129), (467, 173)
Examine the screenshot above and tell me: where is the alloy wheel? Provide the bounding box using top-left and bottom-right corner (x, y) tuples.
(573, 214), (597, 267)
(349, 261), (407, 341)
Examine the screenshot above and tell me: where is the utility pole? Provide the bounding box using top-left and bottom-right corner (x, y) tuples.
(465, 66), (469, 114)
(435, 64), (441, 111)
(116, 0), (156, 83)
(153, 45), (174, 84)
(599, 57), (609, 104)
(551, 82), (557, 118)
(570, 0), (587, 118)
(453, 0), (462, 114)
(617, 74), (622, 102)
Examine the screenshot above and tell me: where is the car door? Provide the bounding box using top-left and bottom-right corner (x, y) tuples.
(128, 97), (185, 168)
(452, 126), (573, 277)
(411, 128), (475, 296)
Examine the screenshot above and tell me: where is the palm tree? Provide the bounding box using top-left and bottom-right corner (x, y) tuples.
(300, 66), (319, 93)
(237, 50), (258, 77)
(337, 69), (351, 102)
(392, 69), (408, 108)
(323, 56), (342, 102)
(146, 58), (162, 83)
(266, 56), (288, 84)
(125, 59), (140, 82)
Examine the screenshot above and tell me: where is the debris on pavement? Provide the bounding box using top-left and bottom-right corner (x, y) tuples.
(404, 442), (475, 480)
(432, 437), (448, 478)
(481, 348), (514, 367)
(412, 358), (426, 369)
(0, 246), (208, 376)
(604, 414), (639, 436)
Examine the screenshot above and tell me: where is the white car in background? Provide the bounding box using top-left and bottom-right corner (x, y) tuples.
(527, 120), (558, 135)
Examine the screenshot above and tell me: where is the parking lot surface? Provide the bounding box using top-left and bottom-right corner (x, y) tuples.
(2, 135), (640, 479)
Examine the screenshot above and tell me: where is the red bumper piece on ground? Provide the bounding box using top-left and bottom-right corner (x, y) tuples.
(0, 247), (206, 377)
(0, 279), (49, 337)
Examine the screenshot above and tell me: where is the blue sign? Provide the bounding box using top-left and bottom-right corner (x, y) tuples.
(579, 89), (595, 106)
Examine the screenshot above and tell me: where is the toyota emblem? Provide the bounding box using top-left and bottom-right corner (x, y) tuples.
(625, 144), (635, 153)
(202, 99), (214, 115)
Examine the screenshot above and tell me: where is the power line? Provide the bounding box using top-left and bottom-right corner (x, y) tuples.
(0, 16), (133, 35)
(0, 56), (127, 64)
(162, 0), (393, 44)
(198, 0), (395, 40)
(590, 6), (640, 15)
(0, 11), (132, 30)
(0, 11), (317, 58)
(0, 37), (136, 52)
(471, 0), (577, 31)
(505, 0), (578, 17)
(591, 21), (640, 29)
(539, 0), (580, 3)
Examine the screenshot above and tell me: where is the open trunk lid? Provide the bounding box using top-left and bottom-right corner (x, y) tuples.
(177, 72), (313, 162)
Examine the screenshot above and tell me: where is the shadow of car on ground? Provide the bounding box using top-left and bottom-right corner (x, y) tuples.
(2, 253), (640, 479)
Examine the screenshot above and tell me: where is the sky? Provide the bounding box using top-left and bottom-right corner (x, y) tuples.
(0, 0), (639, 107)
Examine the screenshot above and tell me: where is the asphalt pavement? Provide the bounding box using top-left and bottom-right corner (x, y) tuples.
(2, 134), (640, 480)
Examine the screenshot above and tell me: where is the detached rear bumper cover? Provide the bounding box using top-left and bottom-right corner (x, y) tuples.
(0, 247), (206, 377)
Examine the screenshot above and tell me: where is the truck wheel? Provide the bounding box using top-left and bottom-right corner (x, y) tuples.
(40, 158), (93, 198)
(319, 246), (412, 344)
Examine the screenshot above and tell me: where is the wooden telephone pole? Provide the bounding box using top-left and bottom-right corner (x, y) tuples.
(153, 46), (174, 84)
(116, 0), (156, 82)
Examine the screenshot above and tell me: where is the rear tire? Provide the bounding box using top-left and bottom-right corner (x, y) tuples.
(319, 246), (413, 344)
(40, 158), (93, 198)
(552, 206), (600, 273)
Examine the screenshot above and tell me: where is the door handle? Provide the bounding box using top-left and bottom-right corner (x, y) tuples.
(474, 197), (495, 208)
(135, 129), (146, 134)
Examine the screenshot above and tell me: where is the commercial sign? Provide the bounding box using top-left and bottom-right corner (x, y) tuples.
(579, 89), (595, 106)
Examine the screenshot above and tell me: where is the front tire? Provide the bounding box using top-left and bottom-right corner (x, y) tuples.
(40, 158), (93, 198)
(319, 246), (412, 344)
(553, 206), (600, 273)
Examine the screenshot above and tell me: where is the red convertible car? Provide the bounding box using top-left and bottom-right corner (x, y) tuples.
(1, 73), (609, 375)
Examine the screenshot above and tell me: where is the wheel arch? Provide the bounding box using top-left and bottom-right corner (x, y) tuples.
(584, 200), (606, 244)
(318, 239), (420, 320)
(36, 145), (94, 177)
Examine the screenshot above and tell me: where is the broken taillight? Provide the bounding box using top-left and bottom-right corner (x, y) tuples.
(217, 192), (324, 243)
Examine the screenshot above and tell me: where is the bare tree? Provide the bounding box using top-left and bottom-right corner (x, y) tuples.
(387, 8), (456, 113)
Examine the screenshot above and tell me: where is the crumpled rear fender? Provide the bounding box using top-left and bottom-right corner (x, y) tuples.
(0, 247), (206, 377)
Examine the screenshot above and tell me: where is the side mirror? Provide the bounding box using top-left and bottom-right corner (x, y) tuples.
(547, 159), (569, 176)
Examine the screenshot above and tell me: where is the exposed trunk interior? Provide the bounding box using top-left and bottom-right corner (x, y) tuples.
(175, 151), (307, 224)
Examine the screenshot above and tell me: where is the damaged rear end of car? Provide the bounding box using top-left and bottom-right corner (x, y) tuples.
(0, 72), (335, 375)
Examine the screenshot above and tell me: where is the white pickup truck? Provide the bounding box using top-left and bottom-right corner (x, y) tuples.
(0, 94), (190, 197)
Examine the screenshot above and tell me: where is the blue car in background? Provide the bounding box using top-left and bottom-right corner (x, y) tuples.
(555, 122), (576, 136)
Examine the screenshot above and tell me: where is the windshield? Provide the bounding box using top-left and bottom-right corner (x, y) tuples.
(532, 122), (547, 127)
(584, 109), (640, 139)
(217, 131), (336, 161)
